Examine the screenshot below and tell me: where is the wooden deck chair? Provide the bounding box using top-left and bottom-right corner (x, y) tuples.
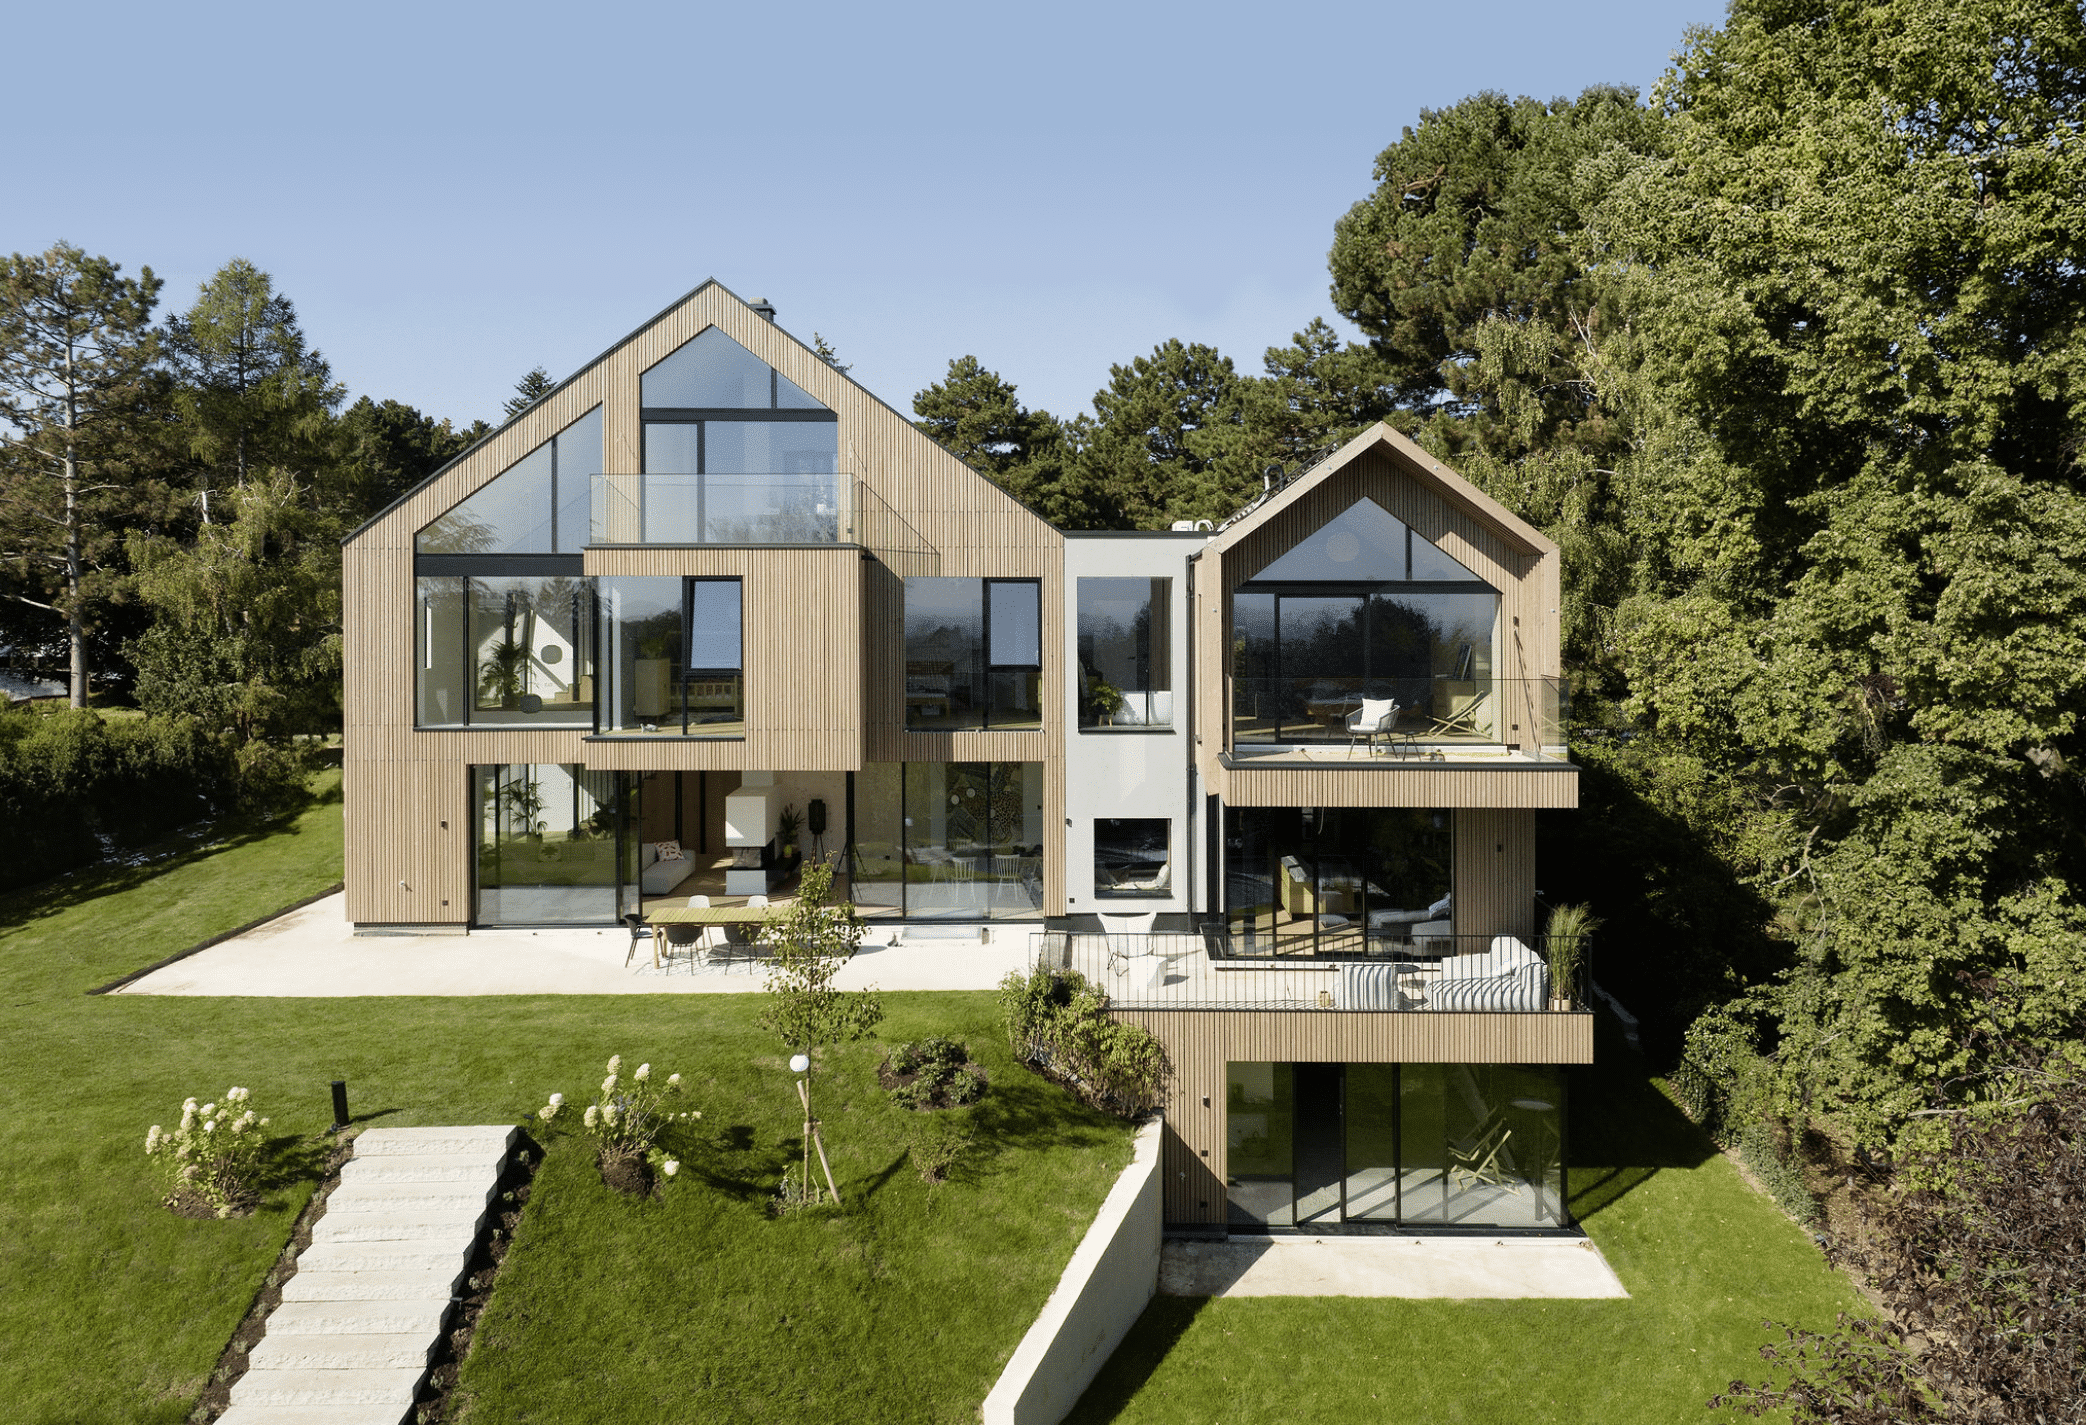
(1447, 1109), (1514, 1190)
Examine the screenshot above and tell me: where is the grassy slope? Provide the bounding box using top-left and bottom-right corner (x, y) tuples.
(0, 776), (1131, 1425)
(1067, 1020), (1863, 1424)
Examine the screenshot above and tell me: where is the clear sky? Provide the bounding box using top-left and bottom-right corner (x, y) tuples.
(10, 0), (1724, 428)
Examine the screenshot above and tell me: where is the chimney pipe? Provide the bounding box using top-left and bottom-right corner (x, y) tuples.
(750, 298), (777, 321)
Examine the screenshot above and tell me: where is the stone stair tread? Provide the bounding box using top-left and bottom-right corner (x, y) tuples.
(267, 1299), (454, 1337)
(279, 1270), (457, 1303)
(339, 1154), (505, 1183)
(353, 1125), (515, 1156)
(296, 1241), (472, 1275)
(322, 1181), (496, 1211)
(310, 1210), (486, 1243)
(216, 1403), (409, 1425)
(248, 1332), (434, 1371)
(229, 1366), (425, 1406)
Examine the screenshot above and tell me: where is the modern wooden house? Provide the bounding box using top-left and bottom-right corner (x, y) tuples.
(342, 281), (1589, 1234)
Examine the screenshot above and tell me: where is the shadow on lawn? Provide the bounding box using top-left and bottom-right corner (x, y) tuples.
(1568, 1009), (1717, 1224)
(1062, 1295), (1209, 1424)
(0, 778), (341, 937)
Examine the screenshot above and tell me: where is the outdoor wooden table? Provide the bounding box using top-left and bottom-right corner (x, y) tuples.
(645, 905), (774, 968)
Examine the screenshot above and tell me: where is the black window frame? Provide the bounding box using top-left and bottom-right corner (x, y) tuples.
(412, 557), (594, 730)
(903, 576), (1044, 732)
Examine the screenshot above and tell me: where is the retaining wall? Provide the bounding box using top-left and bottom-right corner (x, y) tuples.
(982, 1117), (1163, 1425)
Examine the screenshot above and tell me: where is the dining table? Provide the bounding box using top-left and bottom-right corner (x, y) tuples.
(645, 904), (775, 969)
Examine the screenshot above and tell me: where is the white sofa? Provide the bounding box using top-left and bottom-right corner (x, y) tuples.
(638, 842), (694, 896)
(1338, 935), (1549, 1012)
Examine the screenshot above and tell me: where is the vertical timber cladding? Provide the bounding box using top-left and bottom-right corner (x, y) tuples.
(1117, 1008), (1596, 1226)
(342, 281), (1069, 922)
(1192, 425), (1563, 775)
(1455, 807), (1538, 941)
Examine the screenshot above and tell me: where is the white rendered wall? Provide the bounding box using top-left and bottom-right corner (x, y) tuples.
(981, 1118), (1163, 1425)
(1061, 535), (1205, 917)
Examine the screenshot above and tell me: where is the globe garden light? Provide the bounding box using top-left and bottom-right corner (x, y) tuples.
(790, 1054), (810, 1074)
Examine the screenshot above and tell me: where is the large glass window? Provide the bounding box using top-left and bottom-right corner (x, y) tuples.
(416, 407), (601, 555)
(1094, 818), (1171, 899)
(597, 577), (744, 737)
(473, 763), (633, 925)
(416, 575), (595, 728)
(1077, 577), (1171, 728)
(848, 762), (1044, 918)
(905, 578), (1043, 730)
(606, 328), (839, 545)
(1224, 806), (1451, 956)
(1227, 1062), (1566, 1229)
(1232, 499), (1498, 747)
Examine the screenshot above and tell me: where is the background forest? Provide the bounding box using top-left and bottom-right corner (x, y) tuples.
(4, 0), (2080, 1183)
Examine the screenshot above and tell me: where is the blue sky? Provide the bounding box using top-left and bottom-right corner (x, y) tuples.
(12, 0), (1723, 427)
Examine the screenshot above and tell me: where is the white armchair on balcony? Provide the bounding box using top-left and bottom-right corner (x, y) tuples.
(1426, 936), (1550, 1011)
(1345, 698), (1400, 758)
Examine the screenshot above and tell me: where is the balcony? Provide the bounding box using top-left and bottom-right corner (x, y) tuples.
(1227, 675), (1571, 766)
(588, 474), (937, 570)
(1036, 929), (1590, 1013)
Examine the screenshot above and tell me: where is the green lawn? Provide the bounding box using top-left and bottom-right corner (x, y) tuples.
(0, 775), (1131, 1425)
(1066, 1019), (1863, 1424)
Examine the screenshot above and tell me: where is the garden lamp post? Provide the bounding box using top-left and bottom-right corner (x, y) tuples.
(790, 1052), (841, 1206)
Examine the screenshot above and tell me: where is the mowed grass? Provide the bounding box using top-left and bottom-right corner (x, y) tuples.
(0, 775), (1130, 1425)
(1066, 1018), (1863, 1425)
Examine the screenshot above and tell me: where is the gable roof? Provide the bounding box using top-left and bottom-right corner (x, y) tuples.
(1206, 422), (1556, 561)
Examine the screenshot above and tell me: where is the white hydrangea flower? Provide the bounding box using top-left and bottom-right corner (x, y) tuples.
(662, 1160), (680, 1177)
(226, 1087), (248, 1103)
(258, 1118), (270, 1127)
(606, 1055), (621, 1075)
(537, 1104), (557, 1122)
(548, 1092), (564, 1107)
(230, 1118), (247, 1134)
(667, 1073), (681, 1087)
(602, 1074), (618, 1095)
(201, 1103), (217, 1117)
(202, 1120), (216, 1133)
(583, 1104), (600, 1129)
(602, 1103), (620, 1126)
(635, 1063), (651, 1082)
(146, 1126), (162, 1154)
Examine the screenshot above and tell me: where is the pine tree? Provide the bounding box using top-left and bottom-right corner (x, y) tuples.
(502, 366), (554, 419)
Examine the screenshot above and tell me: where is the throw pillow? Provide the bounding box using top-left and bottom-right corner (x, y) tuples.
(655, 840), (683, 862)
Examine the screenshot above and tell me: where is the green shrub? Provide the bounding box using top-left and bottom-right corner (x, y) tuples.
(883, 1036), (987, 1110)
(997, 965), (1167, 1118)
(144, 1086), (271, 1217)
(1736, 1120), (1821, 1228)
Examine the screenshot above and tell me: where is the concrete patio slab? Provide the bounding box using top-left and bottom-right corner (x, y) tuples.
(1159, 1235), (1629, 1299)
(115, 892), (1035, 996)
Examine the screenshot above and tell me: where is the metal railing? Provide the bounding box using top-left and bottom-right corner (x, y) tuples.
(1230, 675), (1569, 757)
(1035, 929), (1591, 1013)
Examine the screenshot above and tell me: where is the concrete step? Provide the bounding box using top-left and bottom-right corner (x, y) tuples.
(339, 1153), (505, 1185)
(321, 1180), (496, 1212)
(280, 1270), (456, 1303)
(228, 1366), (424, 1407)
(296, 1240), (472, 1276)
(248, 1332), (435, 1372)
(353, 1125), (516, 1157)
(310, 1209), (486, 1244)
(217, 1403), (409, 1425)
(267, 1298), (454, 1338)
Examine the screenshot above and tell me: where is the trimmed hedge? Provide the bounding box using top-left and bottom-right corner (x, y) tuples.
(0, 708), (243, 890)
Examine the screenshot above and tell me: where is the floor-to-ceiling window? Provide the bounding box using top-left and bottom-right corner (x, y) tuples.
(903, 579), (1043, 730)
(850, 762), (1044, 918)
(1224, 806), (1452, 955)
(473, 764), (638, 925)
(1227, 1062), (1567, 1229)
(1230, 498), (1499, 747)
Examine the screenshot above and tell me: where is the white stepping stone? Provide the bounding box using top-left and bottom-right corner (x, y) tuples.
(279, 1270), (456, 1303)
(296, 1239), (472, 1275)
(228, 1365), (423, 1406)
(339, 1153), (503, 1185)
(351, 1126), (515, 1155)
(320, 1182), (495, 1211)
(248, 1332), (434, 1371)
(269, 1299), (455, 1338)
(310, 1209), (487, 1243)
(218, 1403), (412, 1425)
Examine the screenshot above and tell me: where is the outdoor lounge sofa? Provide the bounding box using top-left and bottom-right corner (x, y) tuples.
(1338, 935), (1549, 1011)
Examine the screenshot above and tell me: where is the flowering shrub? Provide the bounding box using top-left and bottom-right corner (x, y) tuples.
(537, 1055), (698, 1193)
(144, 1086), (270, 1217)
(881, 1037), (988, 1111)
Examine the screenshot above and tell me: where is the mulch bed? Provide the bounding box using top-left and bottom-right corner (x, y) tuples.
(411, 1132), (541, 1423)
(877, 1058), (989, 1111)
(598, 1148), (655, 1197)
(191, 1130), (357, 1422)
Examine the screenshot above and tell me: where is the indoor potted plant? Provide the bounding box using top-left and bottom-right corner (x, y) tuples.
(1089, 680), (1125, 727)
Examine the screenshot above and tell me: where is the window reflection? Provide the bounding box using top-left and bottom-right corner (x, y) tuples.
(415, 576), (594, 728)
(848, 762), (1044, 919)
(905, 578), (1043, 730)
(1078, 577), (1171, 728)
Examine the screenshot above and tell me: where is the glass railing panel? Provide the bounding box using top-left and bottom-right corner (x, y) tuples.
(1230, 676), (1569, 756)
(586, 473), (840, 545)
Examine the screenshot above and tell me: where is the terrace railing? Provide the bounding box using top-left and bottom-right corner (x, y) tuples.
(1035, 928), (1590, 1013)
(1229, 675), (1568, 757)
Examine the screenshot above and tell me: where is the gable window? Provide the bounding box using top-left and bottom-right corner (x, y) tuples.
(1231, 499), (1499, 747)
(1077, 577), (1171, 728)
(603, 327), (840, 545)
(596, 576), (744, 737)
(416, 407), (601, 555)
(904, 577), (1042, 730)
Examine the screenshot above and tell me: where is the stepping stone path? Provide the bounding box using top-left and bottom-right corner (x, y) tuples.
(218, 1124), (517, 1425)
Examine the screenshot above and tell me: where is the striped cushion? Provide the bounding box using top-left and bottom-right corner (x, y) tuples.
(1427, 962), (1548, 1012)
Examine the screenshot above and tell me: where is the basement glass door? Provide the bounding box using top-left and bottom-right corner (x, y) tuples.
(1226, 1062), (1568, 1229)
